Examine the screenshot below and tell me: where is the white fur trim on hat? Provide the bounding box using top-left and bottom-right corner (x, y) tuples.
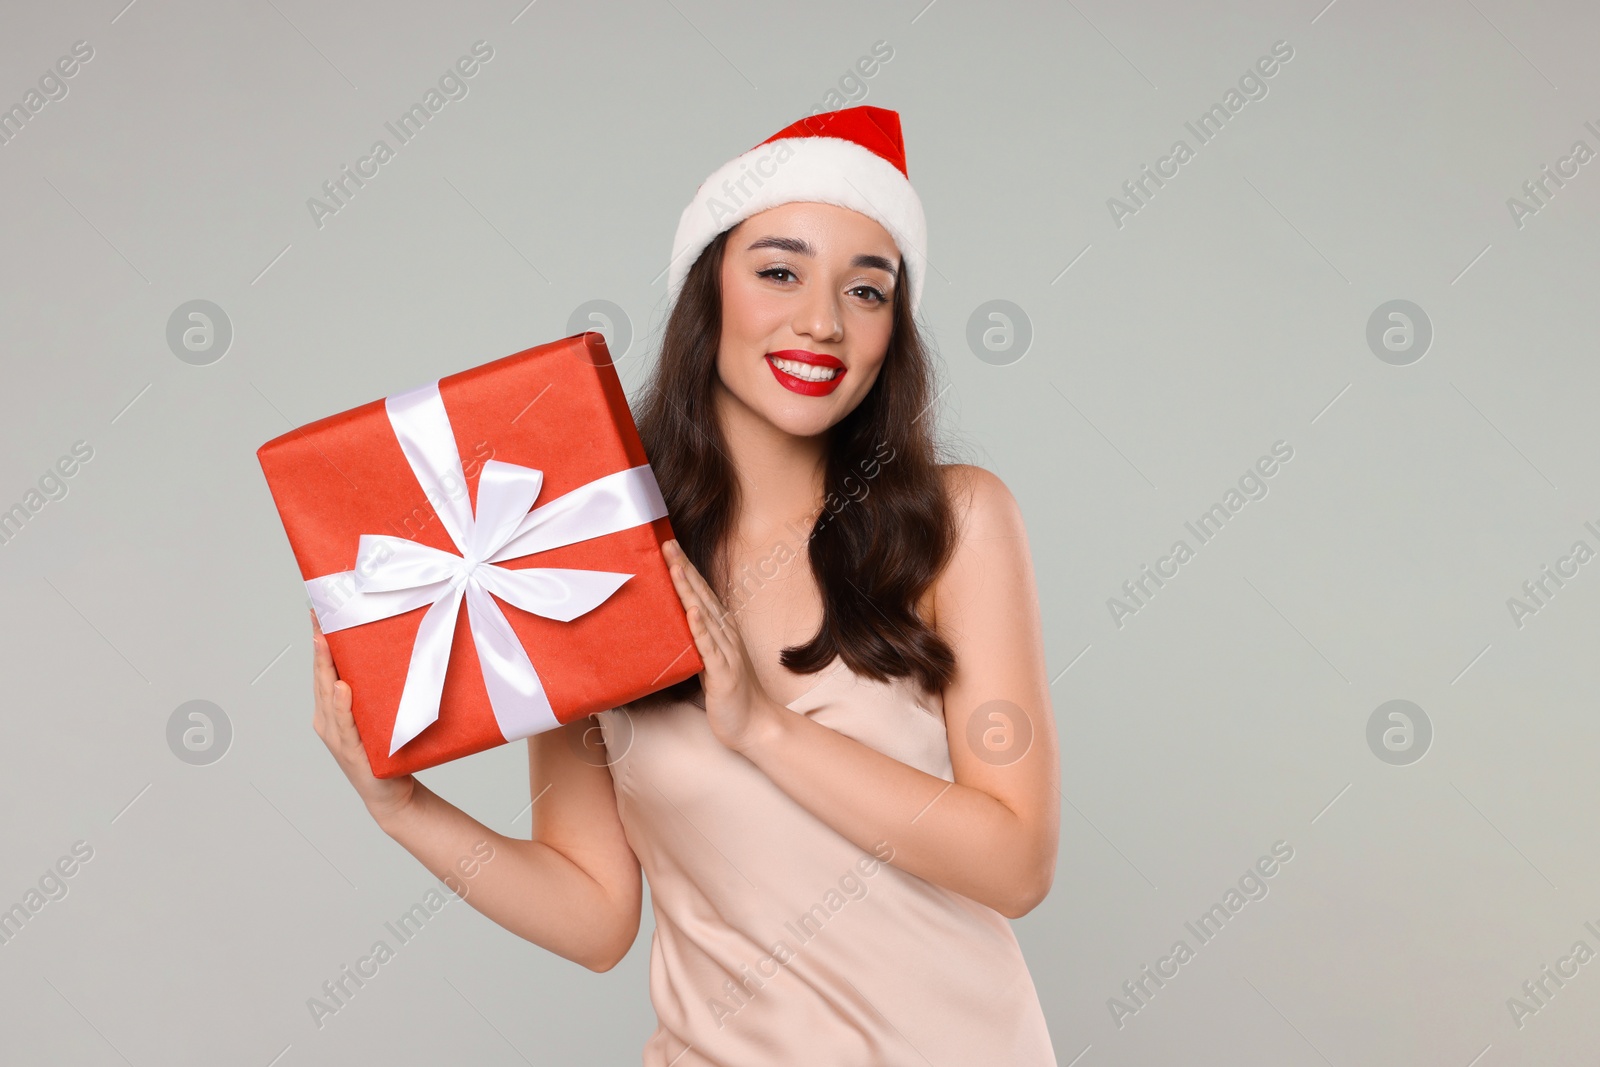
(667, 135), (928, 316)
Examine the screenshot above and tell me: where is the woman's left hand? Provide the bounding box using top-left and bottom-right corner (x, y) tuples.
(663, 538), (784, 754)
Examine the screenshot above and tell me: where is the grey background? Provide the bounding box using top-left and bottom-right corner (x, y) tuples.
(2, 0), (1596, 1063)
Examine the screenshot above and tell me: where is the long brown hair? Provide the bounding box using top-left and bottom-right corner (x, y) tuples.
(635, 225), (964, 701)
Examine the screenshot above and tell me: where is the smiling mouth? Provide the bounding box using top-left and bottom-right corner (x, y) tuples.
(768, 355), (842, 382)
(764, 351), (848, 397)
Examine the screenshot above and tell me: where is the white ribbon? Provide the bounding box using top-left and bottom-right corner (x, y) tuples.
(304, 380), (669, 755)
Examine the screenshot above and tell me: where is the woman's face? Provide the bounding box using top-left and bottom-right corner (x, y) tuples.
(715, 201), (900, 439)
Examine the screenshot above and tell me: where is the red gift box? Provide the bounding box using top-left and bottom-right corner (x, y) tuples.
(256, 332), (702, 778)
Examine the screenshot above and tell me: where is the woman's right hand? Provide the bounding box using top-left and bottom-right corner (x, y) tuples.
(311, 609), (417, 825)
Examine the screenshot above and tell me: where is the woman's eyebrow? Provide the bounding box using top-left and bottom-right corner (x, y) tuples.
(852, 253), (897, 277)
(746, 235), (898, 278)
(747, 235), (812, 256)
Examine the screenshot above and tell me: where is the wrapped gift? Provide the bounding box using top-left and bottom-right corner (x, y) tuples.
(256, 332), (702, 778)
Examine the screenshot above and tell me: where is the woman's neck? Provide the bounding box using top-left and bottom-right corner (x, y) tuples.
(713, 381), (828, 546)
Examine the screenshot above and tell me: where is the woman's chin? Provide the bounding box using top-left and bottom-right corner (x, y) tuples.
(756, 403), (840, 439)
(716, 375), (855, 439)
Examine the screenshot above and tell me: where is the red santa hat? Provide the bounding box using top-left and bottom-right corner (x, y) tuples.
(667, 105), (928, 316)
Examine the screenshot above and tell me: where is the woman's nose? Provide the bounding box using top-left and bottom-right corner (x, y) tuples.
(794, 284), (843, 342)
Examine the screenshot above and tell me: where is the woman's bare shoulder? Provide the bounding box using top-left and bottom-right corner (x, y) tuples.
(937, 463), (1021, 535)
(926, 464), (1028, 629)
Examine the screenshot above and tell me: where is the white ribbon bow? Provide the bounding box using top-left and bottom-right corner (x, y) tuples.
(304, 379), (669, 755)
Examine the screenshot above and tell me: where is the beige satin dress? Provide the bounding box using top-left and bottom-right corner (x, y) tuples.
(595, 652), (1057, 1066)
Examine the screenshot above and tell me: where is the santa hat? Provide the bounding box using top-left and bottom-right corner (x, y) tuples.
(667, 105), (928, 316)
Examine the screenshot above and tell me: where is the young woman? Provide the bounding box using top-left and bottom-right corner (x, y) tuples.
(310, 106), (1060, 1064)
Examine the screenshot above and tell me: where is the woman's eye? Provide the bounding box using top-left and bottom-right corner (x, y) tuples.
(756, 268), (886, 305)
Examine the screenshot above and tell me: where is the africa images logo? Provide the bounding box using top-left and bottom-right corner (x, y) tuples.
(306, 41), (495, 229)
(1105, 40), (1295, 229)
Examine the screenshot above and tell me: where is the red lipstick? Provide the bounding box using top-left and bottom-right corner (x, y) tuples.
(765, 350), (847, 397)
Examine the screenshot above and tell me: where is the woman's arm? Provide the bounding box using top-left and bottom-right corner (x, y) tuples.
(312, 616), (642, 971)
(666, 465), (1061, 918)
